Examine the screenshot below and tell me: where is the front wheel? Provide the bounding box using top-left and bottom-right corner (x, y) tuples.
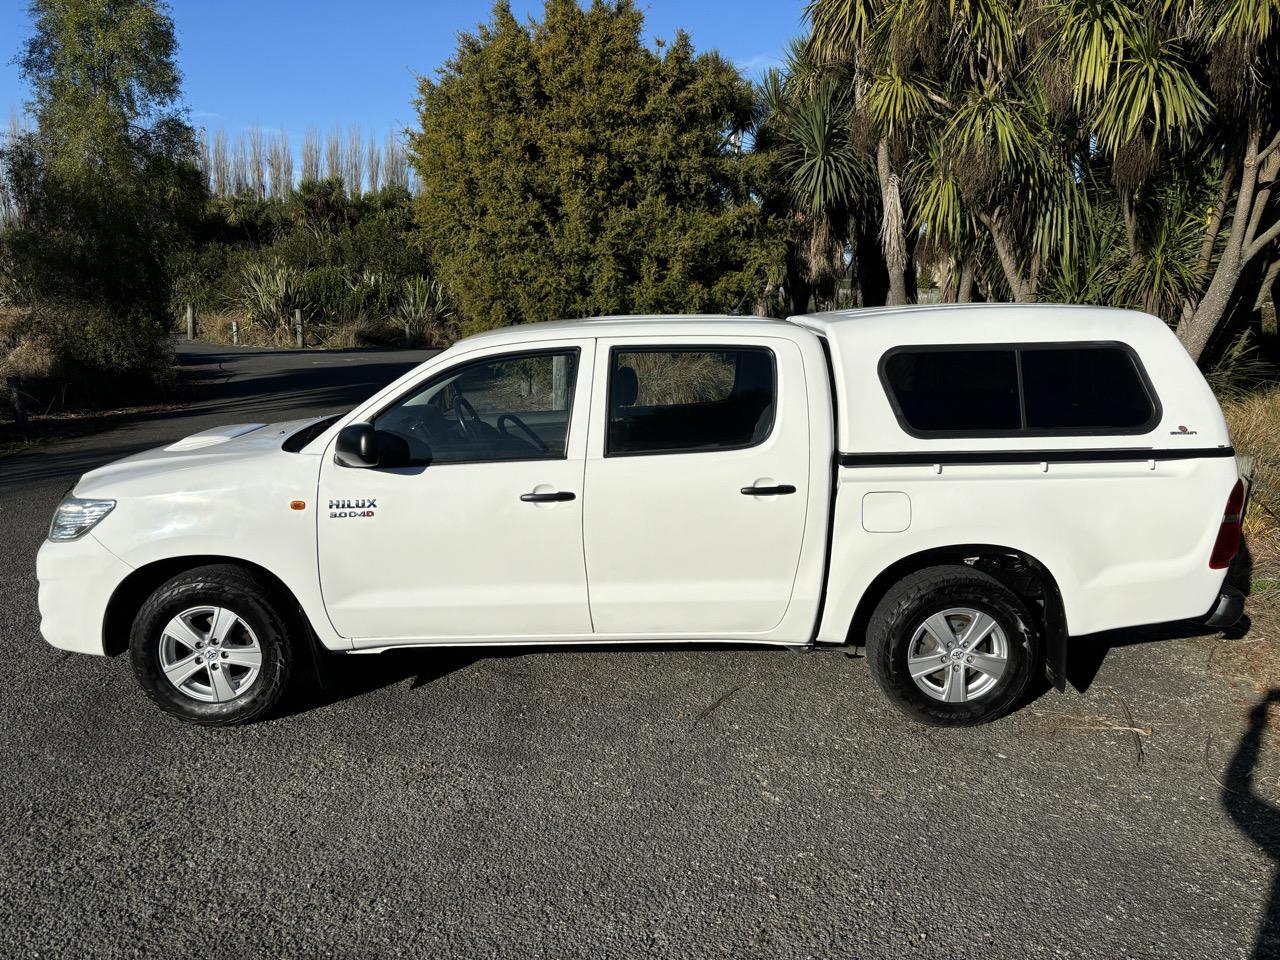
(130, 564), (296, 726)
(865, 564), (1041, 726)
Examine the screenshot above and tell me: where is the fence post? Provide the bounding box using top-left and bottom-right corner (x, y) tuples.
(185, 303), (195, 341)
(551, 354), (569, 409)
(5, 376), (26, 430)
(231, 319), (239, 346)
(294, 309), (303, 348)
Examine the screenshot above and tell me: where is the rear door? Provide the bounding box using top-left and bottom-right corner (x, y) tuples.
(582, 336), (810, 636)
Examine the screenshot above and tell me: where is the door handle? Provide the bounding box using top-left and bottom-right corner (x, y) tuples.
(740, 484), (796, 496)
(520, 490), (576, 503)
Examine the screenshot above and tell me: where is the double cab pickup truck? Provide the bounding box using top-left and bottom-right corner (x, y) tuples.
(37, 304), (1246, 726)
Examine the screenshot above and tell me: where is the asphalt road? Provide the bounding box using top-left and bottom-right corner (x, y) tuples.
(1, 342), (1278, 959)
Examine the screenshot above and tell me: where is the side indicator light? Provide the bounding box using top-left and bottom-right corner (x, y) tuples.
(290, 500), (307, 511)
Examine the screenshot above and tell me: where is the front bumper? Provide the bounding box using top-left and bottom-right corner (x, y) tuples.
(1201, 586), (1245, 629)
(36, 533), (134, 656)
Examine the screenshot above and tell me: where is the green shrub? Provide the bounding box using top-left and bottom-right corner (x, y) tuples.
(3, 302), (172, 410)
(236, 259), (310, 333)
(397, 276), (456, 346)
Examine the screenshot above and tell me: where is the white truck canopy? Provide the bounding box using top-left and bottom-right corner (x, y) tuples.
(786, 304), (1230, 454)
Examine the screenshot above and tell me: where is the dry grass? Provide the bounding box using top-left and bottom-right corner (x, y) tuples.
(198, 310), (295, 348)
(193, 311), (409, 350)
(626, 351), (736, 405)
(0, 307), (56, 380)
(1222, 385), (1280, 579)
(1214, 386), (1280, 701)
(315, 316), (405, 349)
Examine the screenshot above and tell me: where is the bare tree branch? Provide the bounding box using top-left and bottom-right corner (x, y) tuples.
(1260, 127), (1280, 163)
(1244, 220), (1280, 264)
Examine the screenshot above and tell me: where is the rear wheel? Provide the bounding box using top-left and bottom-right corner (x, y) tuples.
(866, 564), (1041, 725)
(130, 564), (295, 726)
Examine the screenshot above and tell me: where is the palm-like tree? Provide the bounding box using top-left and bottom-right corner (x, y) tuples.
(754, 45), (867, 311)
(807, 0), (943, 304)
(802, 0), (1279, 365)
(1035, 0), (1278, 359)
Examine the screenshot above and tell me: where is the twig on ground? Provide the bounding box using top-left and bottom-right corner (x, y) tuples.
(1203, 733), (1241, 795)
(1106, 686), (1147, 766)
(690, 684), (746, 731)
(1029, 709), (1153, 737)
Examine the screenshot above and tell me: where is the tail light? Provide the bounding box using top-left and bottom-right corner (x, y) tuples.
(1209, 480), (1245, 569)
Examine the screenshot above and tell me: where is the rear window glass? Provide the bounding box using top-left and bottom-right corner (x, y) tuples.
(882, 350), (1020, 433)
(881, 343), (1158, 437)
(1021, 347), (1155, 430)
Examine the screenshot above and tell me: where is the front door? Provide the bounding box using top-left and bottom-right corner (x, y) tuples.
(582, 337), (810, 636)
(318, 341), (594, 642)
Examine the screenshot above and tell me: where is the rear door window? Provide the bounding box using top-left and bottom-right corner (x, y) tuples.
(607, 347), (776, 455)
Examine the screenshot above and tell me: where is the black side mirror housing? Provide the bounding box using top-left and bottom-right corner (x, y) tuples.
(334, 423), (410, 468)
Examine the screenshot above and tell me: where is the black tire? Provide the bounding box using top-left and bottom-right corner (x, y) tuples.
(865, 564), (1041, 726)
(129, 564), (296, 726)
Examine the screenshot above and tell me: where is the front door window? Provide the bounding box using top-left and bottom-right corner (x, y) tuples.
(374, 349), (578, 464)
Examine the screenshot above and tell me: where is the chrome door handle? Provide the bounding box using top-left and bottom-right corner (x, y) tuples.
(520, 490), (576, 503)
(740, 484), (796, 496)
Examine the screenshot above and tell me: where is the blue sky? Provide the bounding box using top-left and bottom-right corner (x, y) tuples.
(2, 1), (806, 141)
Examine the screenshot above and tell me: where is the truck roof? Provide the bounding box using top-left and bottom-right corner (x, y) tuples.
(788, 302), (1167, 340)
(453, 314), (787, 350)
(456, 303), (1168, 350)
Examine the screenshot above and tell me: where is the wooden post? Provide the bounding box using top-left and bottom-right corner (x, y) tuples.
(231, 319), (239, 346)
(294, 309), (303, 348)
(5, 376), (27, 430)
(551, 354), (569, 409)
(185, 303), (195, 341)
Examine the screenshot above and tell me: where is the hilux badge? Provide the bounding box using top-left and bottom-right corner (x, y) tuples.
(329, 498), (377, 519)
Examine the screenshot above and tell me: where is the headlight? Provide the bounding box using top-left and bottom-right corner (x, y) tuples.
(48, 497), (116, 542)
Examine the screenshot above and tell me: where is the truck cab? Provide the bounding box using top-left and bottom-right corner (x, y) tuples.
(37, 305), (1244, 726)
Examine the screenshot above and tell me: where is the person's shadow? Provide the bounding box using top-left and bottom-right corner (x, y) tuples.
(1224, 688), (1280, 959)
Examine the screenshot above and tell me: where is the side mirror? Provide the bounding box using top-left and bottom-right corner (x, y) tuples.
(334, 424), (410, 468)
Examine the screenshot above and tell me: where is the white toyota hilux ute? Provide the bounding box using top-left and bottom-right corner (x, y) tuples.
(37, 304), (1246, 726)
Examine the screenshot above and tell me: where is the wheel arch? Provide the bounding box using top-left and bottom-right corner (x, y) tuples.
(843, 543), (1069, 689)
(102, 555), (311, 656)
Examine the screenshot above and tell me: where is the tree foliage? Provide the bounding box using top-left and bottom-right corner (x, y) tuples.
(408, 0), (781, 334)
(0, 0), (205, 389)
(801, 0), (1280, 361)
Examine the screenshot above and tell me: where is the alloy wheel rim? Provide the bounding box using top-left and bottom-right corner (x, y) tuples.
(157, 605), (263, 703)
(906, 606), (1009, 704)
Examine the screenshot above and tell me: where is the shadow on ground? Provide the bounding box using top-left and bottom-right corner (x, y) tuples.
(286, 641), (777, 721)
(1223, 688), (1280, 960)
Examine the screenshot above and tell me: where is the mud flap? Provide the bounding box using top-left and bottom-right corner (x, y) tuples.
(1042, 586), (1069, 692)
